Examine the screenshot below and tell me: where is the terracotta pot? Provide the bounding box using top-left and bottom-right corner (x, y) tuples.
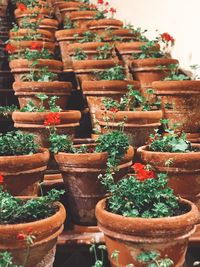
(131, 58), (179, 95)
(9, 29), (55, 42)
(102, 29), (137, 43)
(0, 201), (66, 267)
(87, 19), (123, 34)
(69, 10), (97, 29)
(54, 145), (134, 225)
(12, 111), (81, 147)
(18, 19), (59, 35)
(96, 110), (163, 148)
(96, 198), (199, 267)
(57, 2), (82, 19)
(0, 148), (49, 196)
(9, 59), (62, 81)
(73, 59), (120, 84)
(13, 81), (72, 109)
(153, 80), (200, 142)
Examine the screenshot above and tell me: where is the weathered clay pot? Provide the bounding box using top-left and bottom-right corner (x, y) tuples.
(87, 19), (123, 34)
(9, 59), (62, 81)
(13, 81), (72, 109)
(12, 111), (81, 147)
(131, 58), (179, 95)
(153, 80), (200, 142)
(0, 148), (49, 196)
(9, 40), (55, 54)
(0, 201), (66, 267)
(96, 198), (199, 267)
(9, 29), (55, 42)
(69, 10), (97, 28)
(96, 110), (163, 148)
(73, 59), (120, 84)
(102, 29), (137, 43)
(57, 2), (82, 19)
(54, 145), (134, 225)
(18, 19), (59, 35)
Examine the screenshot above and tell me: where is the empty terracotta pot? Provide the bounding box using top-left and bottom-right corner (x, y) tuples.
(96, 198), (199, 267)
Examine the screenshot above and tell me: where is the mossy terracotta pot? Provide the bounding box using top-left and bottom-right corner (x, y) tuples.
(54, 145), (134, 225)
(153, 80), (200, 142)
(96, 109), (163, 148)
(13, 81), (72, 109)
(131, 58), (179, 95)
(0, 148), (49, 196)
(69, 10), (97, 29)
(12, 111), (81, 147)
(96, 198), (199, 267)
(9, 29), (55, 42)
(87, 18), (123, 34)
(0, 201), (66, 267)
(9, 59), (62, 81)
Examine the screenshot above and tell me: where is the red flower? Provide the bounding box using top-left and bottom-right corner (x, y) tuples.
(132, 163), (145, 172)
(44, 113), (61, 126)
(110, 7), (116, 13)
(136, 169), (155, 181)
(30, 42), (43, 51)
(88, 147), (95, 153)
(17, 233), (26, 240)
(104, 2), (109, 6)
(0, 175), (4, 184)
(161, 32), (175, 44)
(5, 44), (16, 54)
(103, 9), (108, 13)
(17, 3), (27, 11)
(109, 107), (118, 113)
(98, 0), (104, 4)
(89, 4), (97, 9)
(27, 227), (33, 233)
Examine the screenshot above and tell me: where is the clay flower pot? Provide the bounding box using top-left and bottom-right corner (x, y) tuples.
(57, 1), (82, 20)
(9, 59), (63, 81)
(87, 19), (123, 34)
(9, 40), (55, 54)
(13, 81), (72, 109)
(137, 143), (200, 237)
(131, 58), (179, 94)
(69, 10), (98, 29)
(0, 148), (49, 196)
(96, 110), (163, 148)
(9, 29), (55, 42)
(12, 111), (81, 147)
(96, 198), (199, 267)
(54, 145), (134, 225)
(0, 201), (66, 267)
(73, 59), (119, 84)
(153, 80), (200, 142)
(102, 29), (137, 43)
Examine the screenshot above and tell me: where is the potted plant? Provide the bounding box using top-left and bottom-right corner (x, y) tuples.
(0, 130), (49, 196)
(152, 65), (200, 142)
(137, 124), (200, 234)
(0, 186), (66, 266)
(51, 130), (134, 225)
(95, 163), (199, 266)
(96, 86), (162, 148)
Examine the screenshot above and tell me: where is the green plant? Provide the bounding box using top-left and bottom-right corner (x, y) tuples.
(73, 48), (88, 60)
(0, 252), (22, 267)
(133, 41), (164, 59)
(95, 65), (125, 80)
(102, 163), (180, 218)
(90, 244), (107, 267)
(9, 48), (54, 62)
(137, 251), (174, 267)
(162, 64), (190, 81)
(63, 17), (75, 29)
(0, 131), (39, 156)
(20, 18), (40, 31)
(0, 105), (18, 117)
(123, 24), (148, 42)
(94, 43), (114, 60)
(21, 94), (62, 112)
(78, 31), (103, 43)
(0, 187), (64, 224)
(20, 67), (57, 82)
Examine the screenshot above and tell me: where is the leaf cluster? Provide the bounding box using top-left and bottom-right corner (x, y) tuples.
(0, 131), (39, 156)
(94, 43), (114, 60)
(0, 252), (22, 267)
(163, 64), (190, 81)
(133, 41), (165, 59)
(21, 67), (57, 82)
(95, 65), (125, 80)
(137, 251), (174, 267)
(0, 105), (18, 117)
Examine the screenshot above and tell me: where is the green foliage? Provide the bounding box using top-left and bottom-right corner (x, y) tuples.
(133, 41), (164, 59)
(20, 18), (40, 31)
(21, 94), (62, 112)
(90, 244), (106, 267)
(21, 67), (57, 82)
(94, 10), (106, 19)
(0, 252), (22, 267)
(162, 64), (190, 81)
(123, 24), (148, 42)
(73, 48), (88, 60)
(49, 132), (74, 154)
(63, 17), (75, 29)
(9, 48), (53, 62)
(78, 31), (103, 43)
(103, 85), (160, 111)
(0, 187), (64, 224)
(105, 172), (180, 218)
(94, 43), (114, 60)
(0, 105), (18, 117)
(137, 251), (174, 267)
(95, 65), (125, 80)
(0, 131), (39, 156)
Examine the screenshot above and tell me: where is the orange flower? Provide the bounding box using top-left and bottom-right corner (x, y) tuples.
(5, 44), (16, 54)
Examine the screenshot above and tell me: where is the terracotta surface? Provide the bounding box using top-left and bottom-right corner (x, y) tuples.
(15, 7), (53, 23)
(96, 198), (199, 267)
(12, 111), (81, 147)
(0, 148), (49, 196)
(9, 29), (55, 42)
(102, 29), (137, 42)
(69, 10), (97, 28)
(87, 18), (123, 33)
(0, 202), (66, 267)
(153, 80), (200, 138)
(57, 2), (82, 19)
(55, 145), (134, 225)
(137, 144), (200, 211)
(96, 110), (163, 148)
(9, 40), (55, 53)
(13, 81), (72, 109)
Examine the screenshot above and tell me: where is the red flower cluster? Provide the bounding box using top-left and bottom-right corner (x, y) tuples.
(132, 163), (155, 182)
(109, 107), (118, 113)
(110, 7), (116, 13)
(17, 3), (27, 11)
(44, 113), (61, 126)
(30, 42), (43, 51)
(17, 233), (26, 240)
(0, 175), (4, 184)
(161, 32), (175, 44)
(5, 44), (16, 54)
(98, 0), (104, 4)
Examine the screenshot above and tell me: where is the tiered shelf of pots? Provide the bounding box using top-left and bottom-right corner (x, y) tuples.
(0, 0), (200, 266)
